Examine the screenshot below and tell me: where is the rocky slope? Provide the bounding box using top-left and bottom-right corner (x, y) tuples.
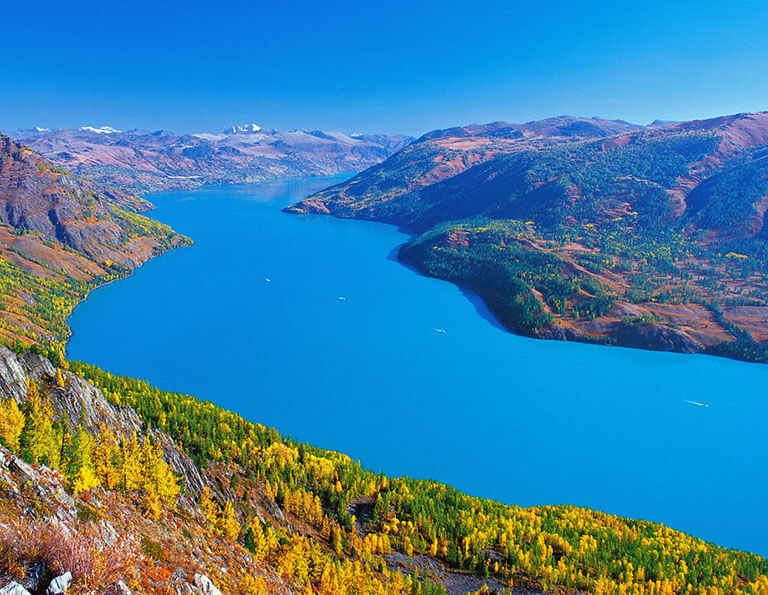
(0, 346), (292, 594)
(0, 134), (189, 347)
(287, 112), (768, 362)
(7, 125), (412, 199)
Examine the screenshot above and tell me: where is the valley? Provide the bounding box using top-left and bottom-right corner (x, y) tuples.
(1, 118), (767, 594)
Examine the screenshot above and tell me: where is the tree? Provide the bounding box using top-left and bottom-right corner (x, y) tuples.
(199, 487), (218, 525)
(244, 518), (266, 559)
(94, 426), (121, 490)
(66, 428), (95, 482)
(143, 484), (162, 520)
(73, 465), (100, 496)
(150, 445), (180, 506)
(218, 501), (241, 541)
(0, 399), (24, 452)
(23, 391), (58, 466)
(121, 433), (143, 491)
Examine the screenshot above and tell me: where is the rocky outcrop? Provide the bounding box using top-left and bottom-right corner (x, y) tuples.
(0, 347), (141, 439)
(193, 574), (223, 595)
(0, 346), (202, 493)
(0, 446), (77, 524)
(46, 572), (71, 594)
(0, 582), (31, 595)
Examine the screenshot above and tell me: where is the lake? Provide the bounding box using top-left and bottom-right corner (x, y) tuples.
(68, 176), (768, 555)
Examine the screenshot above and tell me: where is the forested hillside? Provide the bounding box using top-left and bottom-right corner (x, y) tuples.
(288, 113), (768, 362)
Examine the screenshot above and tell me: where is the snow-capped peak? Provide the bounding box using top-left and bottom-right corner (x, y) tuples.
(34, 126), (50, 133)
(79, 125), (122, 134)
(223, 123), (263, 134)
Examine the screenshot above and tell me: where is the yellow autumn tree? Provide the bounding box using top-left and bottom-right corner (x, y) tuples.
(144, 442), (179, 506)
(153, 452), (180, 506)
(218, 501), (241, 541)
(121, 433), (144, 491)
(73, 465), (101, 496)
(199, 487), (218, 525)
(24, 390), (58, 467)
(245, 518), (266, 560)
(68, 428), (101, 495)
(143, 484), (162, 520)
(0, 399), (25, 452)
(94, 426), (121, 490)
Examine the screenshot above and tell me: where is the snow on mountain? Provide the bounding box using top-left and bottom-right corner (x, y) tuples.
(79, 125), (123, 134)
(223, 123), (263, 134)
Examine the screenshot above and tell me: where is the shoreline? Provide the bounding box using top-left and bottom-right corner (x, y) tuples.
(286, 204), (768, 365)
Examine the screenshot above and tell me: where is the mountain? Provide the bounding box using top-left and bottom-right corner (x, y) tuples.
(0, 133), (189, 347)
(287, 112), (768, 362)
(7, 125), (412, 199)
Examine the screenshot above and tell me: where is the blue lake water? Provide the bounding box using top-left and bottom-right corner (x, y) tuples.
(68, 176), (768, 556)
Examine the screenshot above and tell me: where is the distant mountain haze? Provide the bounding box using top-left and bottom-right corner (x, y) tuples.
(6, 124), (412, 202)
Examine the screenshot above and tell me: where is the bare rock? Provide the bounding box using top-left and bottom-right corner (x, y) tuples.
(193, 574), (223, 595)
(46, 572), (72, 594)
(0, 582), (31, 595)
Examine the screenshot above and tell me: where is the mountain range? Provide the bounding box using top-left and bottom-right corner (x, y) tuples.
(288, 113), (768, 361)
(6, 125), (411, 202)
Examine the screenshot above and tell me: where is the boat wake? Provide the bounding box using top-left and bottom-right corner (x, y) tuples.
(683, 399), (709, 408)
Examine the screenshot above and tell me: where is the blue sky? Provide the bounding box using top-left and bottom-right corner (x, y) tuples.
(2, 0), (768, 135)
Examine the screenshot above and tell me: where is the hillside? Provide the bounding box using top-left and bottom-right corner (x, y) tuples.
(0, 134), (190, 348)
(7, 125), (412, 199)
(287, 113), (768, 362)
(1, 345), (767, 594)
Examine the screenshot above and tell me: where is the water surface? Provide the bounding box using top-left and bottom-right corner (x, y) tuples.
(68, 177), (768, 555)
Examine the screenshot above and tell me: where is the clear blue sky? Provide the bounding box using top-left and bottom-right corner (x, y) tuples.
(3, 0), (768, 136)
